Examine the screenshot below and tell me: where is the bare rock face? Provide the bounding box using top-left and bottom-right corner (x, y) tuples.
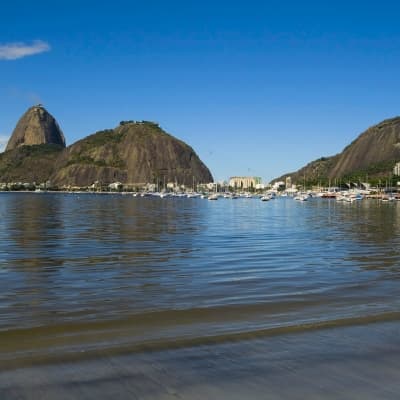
(273, 116), (400, 184)
(329, 117), (400, 179)
(5, 105), (66, 151)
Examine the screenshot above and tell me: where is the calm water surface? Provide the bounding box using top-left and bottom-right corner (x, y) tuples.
(0, 192), (400, 367)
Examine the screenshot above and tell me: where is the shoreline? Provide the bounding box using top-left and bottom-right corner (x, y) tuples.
(1, 320), (399, 399)
(2, 309), (400, 372)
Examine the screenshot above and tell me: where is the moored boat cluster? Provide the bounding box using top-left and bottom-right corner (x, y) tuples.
(131, 188), (400, 202)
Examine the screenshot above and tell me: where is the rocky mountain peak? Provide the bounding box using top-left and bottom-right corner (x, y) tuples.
(5, 105), (66, 151)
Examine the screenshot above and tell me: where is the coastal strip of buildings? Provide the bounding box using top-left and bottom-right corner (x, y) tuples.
(1, 165), (400, 193)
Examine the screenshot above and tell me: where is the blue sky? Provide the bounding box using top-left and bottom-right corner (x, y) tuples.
(1, 1), (400, 182)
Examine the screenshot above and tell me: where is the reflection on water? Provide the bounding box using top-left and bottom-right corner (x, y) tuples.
(0, 193), (399, 367)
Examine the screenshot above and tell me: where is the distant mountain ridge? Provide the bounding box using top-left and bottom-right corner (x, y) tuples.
(0, 107), (213, 187)
(274, 117), (400, 185)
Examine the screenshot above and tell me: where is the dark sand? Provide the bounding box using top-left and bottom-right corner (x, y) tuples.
(1, 321), (400, 399)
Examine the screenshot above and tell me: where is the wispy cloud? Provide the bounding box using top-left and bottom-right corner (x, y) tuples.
(0, 40), (50, 60)
(0, 135), (9, 152)
(8, 87), (42, 105)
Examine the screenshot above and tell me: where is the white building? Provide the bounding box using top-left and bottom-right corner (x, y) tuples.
(393, 162), (400, 176)
(272, 181), (285, 190)
(229, 176), (262, 190)
(109, 182), (123, 190)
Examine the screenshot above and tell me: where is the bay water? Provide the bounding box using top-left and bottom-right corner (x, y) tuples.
(1, 192), (400, 369)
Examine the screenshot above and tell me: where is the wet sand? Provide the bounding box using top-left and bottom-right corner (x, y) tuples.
(1, 320), (400, 399)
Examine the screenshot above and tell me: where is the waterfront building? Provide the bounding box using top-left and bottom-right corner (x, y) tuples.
(394, 162), (400, 176)
(109, 182), (123, 191)
(229, 176), (262, 190)
(272, 181), (285, 190)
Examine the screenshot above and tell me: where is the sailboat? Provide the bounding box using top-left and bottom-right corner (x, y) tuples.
(294, 174), (309, 201)
(208, 182), (218, 200)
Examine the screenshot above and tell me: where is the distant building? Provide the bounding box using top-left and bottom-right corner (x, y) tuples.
(285, 176), (292, 189)
(229, 176), (262, 190)
(272, 181), (285, 190)
(145, 183), (156, 192)
(394, 162), (400, 176)
(109, 182), (123, 190)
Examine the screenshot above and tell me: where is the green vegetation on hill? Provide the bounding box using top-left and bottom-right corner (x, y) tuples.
(119, 120), (160, 127)
(65, 129), (126, 169)
(79, 129), (122, 147)
(287, 158), (399, 188)
(340, 159), (399, 186)
(0, 144), (63, 183)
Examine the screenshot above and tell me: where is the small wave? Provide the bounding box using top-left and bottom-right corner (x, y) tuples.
(1, 310), (400, 371)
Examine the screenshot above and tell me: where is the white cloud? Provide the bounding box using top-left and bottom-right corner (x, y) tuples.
(0, 135), (9, 152)
(0, 40), (50, 60)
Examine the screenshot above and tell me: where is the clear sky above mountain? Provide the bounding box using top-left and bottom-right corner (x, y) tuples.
(1, 0), (400, 182)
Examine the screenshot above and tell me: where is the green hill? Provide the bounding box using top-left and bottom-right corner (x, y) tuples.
(274, 117), (400, 186)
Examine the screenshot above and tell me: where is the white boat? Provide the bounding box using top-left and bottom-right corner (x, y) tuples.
(345, 194), (363, 202)
(294, 194), (308, 201)
(260, 195), (270, 201)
